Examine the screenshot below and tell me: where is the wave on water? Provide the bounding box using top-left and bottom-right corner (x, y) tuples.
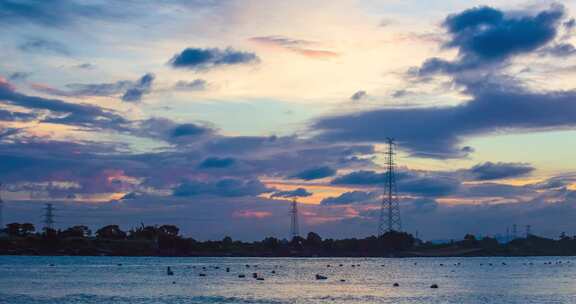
(0, 294), (288, 304)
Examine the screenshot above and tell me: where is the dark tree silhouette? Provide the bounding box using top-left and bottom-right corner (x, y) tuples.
(96, 225), (126, 240)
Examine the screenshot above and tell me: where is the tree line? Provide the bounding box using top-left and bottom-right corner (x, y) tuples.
(2, 223), (576, 257)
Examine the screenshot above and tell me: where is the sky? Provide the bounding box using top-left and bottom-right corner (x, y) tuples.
(1, 0), (576, 241)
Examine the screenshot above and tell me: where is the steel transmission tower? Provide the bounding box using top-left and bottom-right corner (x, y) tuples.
(378, 138), (401, 236)
(290, 199), (300, 239)
(43, 203), (55, 231)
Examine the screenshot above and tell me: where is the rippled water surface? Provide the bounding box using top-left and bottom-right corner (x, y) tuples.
(1, 256), (576, 303)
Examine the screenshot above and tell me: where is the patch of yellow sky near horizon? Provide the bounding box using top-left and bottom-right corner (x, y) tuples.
(262, 181), (351, 205)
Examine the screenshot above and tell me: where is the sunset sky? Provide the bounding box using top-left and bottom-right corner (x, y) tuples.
(2, 0), (576, 240)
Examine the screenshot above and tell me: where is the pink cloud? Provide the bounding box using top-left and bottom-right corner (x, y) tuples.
(249, 36), (339, 59)
(233, 210), (272, 219)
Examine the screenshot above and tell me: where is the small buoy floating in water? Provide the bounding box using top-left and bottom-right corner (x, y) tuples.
(166, 267), (174, 276)
(393, 283), (399, 287)
(199, 273), (206, 277)
(430, 284), (439, 289)
(238, 274), (246, 278)
(315, 274), (328, 280)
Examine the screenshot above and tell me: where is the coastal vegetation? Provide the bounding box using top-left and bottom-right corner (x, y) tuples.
(1, 223), (575, 257)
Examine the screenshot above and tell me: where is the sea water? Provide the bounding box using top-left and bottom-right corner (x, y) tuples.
(1, 256), (575, 303)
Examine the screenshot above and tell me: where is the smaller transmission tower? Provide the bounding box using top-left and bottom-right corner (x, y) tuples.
(378, 138), (401, 236)
(290, 199), (300, 239)
(43, 203), (55, 231)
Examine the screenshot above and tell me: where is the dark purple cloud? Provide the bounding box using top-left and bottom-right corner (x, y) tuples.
(290, 166), (336, 180)
(320, 190), (377, 205)
(170, 47), (259, 70)
(315, 81), (576, 158)
(469, 162), (534, 181)
(270, 187), (312, 198)
(121, 73), (155, 102)
(350, 90), (367, 101)
(0, 78), (126, 130)
(0, 0), (118, 27)
(542, 43), (576, 57)
(18, 38), (70, 55)
(170, 123), (209, 138)
(174, 79), (208, 91)
(199, 157), (236, 169)
(173, 178), (271, 197)
(417, 5), (565, 75)
(331, 170), (385, 185)
(32, 73), (154, 102)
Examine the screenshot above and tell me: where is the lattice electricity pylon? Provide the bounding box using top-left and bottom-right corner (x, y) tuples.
(378, 138), (401, 237)
(290, 199), (300, 239)
(43, 203), (55, 231)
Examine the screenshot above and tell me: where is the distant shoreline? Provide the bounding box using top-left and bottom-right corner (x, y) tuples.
(3, 224), (575, 258)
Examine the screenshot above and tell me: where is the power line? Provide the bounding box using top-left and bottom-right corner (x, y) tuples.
(289, 199), (299, 239)
(378, 138), (401, 236)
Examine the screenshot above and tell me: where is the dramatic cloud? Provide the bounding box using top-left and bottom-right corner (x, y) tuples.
(18, 38), (70, 55)
(401, 176), (459, 197)
(199, 157), (236, 169)
(350, 90), (367, 101)
(170, 123), (209, 138)
(169, 47), (259, 70)
(321, 190), (377, 205)
(173, 178), (271, 197)
(291, 166), (336, 180)
(331, 170), (385, 185)
(542, 43), (576, 57)
(0, 109), (35, 122)
(469, 162), (534, 181)
(121, 73), (155, 102)
(32, 73), (154, 102)
(0, 77), (126, 129)
(0, 0), (116, 27)
(174, 79), (208, 91)
(120, 192), (138, 200)
(36, 81), (132, 97)
(417, 5), (565, 75)
(315, 81), (576, 158)
(135, 118), (213, 143)
(270, 187), (312, 198)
